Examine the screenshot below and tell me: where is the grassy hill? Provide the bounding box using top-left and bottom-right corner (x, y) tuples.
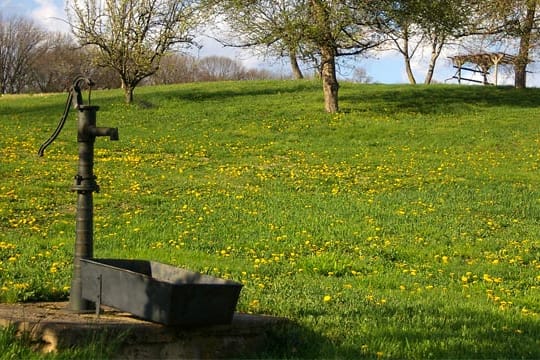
(1, 80), (539, 358)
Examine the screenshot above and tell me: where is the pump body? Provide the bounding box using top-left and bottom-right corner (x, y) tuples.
(38, 78), (118, 312)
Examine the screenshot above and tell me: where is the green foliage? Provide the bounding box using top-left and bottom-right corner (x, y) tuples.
(0, 81), (539, 358)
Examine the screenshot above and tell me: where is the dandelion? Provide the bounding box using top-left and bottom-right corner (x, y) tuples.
(323, 295), (332, 302)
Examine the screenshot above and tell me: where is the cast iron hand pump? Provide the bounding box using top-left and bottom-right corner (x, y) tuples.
(38, 76), (119, 312)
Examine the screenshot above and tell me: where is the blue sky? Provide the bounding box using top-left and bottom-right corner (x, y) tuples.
(2, 0), (535, 86)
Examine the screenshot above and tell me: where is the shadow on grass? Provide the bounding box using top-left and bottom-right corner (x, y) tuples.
(361, 302), (540, 359)
(252, 320), (338, 359)
(0, 95), (68, 120)
(254, 299), (540, 359)
(341, 84), (540, 115)
(140, 80), (319, 104)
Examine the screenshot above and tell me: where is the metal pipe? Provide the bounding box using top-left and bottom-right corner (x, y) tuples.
(69, 105), (118, 313)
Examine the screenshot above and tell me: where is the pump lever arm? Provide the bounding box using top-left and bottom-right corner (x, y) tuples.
(38, 76), (94, 157)
(37, 91), (73, 157)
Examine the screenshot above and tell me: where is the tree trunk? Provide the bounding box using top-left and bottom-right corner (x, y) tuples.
(404, 57), (416, 85)
(124, 86), (134, 104)
(405, 58), (416, 85)
(309, 0), (339, 113)
(289, 52), (304, 79)
(515, 1), (536, 89)
(121, 78), (134, 104)
(320, 46), (339, 113)
(402, 26), (416, 84)
(424, 35), (444, 85)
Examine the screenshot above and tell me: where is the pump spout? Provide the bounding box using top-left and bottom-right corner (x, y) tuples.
(90, 126), (119, 141)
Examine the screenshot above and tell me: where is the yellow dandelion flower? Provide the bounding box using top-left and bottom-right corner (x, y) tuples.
(323, 295), (332, 302)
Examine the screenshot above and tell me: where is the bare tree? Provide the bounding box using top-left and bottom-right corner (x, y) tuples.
(67, 0), (206, 103)
(197, 55), (245, 81)
(27, 32), (102, 93)
(351, 67), (373, 83)
(0, 15), (46, 94)
(147, 53), (278, 84)
(147, 53), (199, 84)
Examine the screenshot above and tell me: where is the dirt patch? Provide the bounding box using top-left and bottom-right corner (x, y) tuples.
(0, 302), (287, 358)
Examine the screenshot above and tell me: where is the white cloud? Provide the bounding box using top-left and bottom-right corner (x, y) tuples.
(30, 0), (69, 33)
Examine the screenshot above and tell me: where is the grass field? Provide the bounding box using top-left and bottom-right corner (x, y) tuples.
(1, 80), (539, 359)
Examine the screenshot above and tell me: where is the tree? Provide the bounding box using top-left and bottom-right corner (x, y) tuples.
(67, 0), (206, 103)
(0, 15), (45, 94)
(29, 32), (80, 92)
(147, 53), (199, 84)
(473, 0), (540, 88)
(306, 0), (384, 112)
(378, 1), (424, 84)
(198, 55), (245, 81)
(210, 0), (308, 79)
(214, 0), (383, 113)
(379, 0), (473, 85)
(351, 67), (373, 83)
(420, 0), (472, 84)
(514, 1), (537, 88)
(28, 33), (120, 92)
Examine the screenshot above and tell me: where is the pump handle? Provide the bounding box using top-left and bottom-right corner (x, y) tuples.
(38, 76), (94, 157)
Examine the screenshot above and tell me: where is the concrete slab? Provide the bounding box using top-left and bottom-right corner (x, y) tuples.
(0, 302), (287, 359)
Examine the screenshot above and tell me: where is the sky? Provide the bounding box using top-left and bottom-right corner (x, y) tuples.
(2, 0), (538, 87)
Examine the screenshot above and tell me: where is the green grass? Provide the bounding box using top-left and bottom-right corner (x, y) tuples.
(0, 324), (124, 359)
(1, 81), (539, 359)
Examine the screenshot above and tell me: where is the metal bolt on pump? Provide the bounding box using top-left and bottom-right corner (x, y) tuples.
(38, 76), (119, 312)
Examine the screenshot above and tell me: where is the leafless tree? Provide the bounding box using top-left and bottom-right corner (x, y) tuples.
(29, 33), (77, 92)
(146, 53), (199, 84)
(147, 53), (278, 84)
(197, 55), (245, 81)
(0, 15), (46, 93)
